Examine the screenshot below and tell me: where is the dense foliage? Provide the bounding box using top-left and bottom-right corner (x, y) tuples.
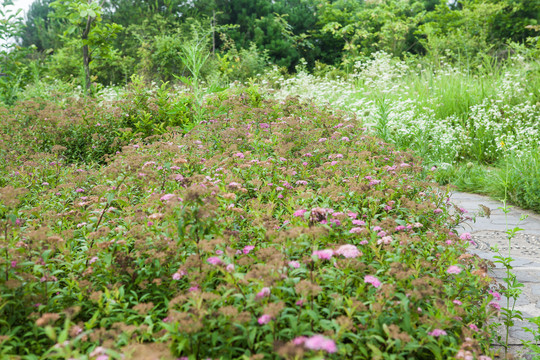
(0, 92), (498, 359)
(0, 0), (538, 96)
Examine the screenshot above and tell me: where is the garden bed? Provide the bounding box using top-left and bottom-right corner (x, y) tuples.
(0, 93), (498, 359)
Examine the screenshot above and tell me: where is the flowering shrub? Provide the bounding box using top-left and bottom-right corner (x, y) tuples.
(0, 93), (498, 359)
(264, 52), (540, 210)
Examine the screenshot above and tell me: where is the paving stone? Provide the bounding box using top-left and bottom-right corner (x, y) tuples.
(490, 269), (540, 283)
(509, 320), (538, 342)
(500, 295), (531, 307)
(450, 191), (540, 358)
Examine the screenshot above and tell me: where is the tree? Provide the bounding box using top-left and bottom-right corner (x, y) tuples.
(21, 0), (64, 51)
(49, 0), (122, 94)
(0, 0), (32, 103)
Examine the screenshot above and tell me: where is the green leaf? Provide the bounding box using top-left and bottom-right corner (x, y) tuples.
(44, 326), (56, 341)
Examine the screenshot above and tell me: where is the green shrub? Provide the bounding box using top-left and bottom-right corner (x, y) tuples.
(117, 75), (194, 139)
(216, 40), (270, 83)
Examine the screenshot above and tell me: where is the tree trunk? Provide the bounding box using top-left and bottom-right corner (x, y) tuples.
(82, 15), (93, 95)
(82, 44), (91, 94)
(212, 10), (216, 55)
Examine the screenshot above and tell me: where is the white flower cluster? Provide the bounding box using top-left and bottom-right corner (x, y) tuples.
(264, 52), (539, 165)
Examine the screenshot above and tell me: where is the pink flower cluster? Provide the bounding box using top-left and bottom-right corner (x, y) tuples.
(258, 314), (272, 324)
(313, 249), (333, 260)
(364, 275), (381, 288)
(293, 209), (308, 217)
(447, 265), (462, 274)
(256, 287), (271, 299)
(293, 335), (337, 353)
(207, 257), (223, 265)
(335, 244), (361, 258)
(428, 328), (447, 337)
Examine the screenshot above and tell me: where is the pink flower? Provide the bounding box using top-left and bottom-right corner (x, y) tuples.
(364, 275), (381, 288)
(469, 324), (479, 332)
(243, 245), (255, 254)
(478, 356), (492, 360)
(89, 256), (99, 264)
(207, 257), (222, 265)
(313, 249), (333, 260)
(453, 299), (463, 305)
(460, 232), (472, 241)
(288, 261), (300, 268)
(172, 272), (182, 280)
(295, 180), (308, 186)
(226, 264), (235, 272)
(434, 209), (443, 214)
(234, 152), (245, 159)
(373, 226), (382, 231)
(160, 194), (175, 202)
(489, 301), (501, 310)
(11, 260), (17, 268)
(377, 236), (392, 245)
(488, 290), (501, 301)
(293, 336), (307, 345)
(447, 265), (462, 274)
(304, 335), (337, 353)
(258, 314), (272, 324)
(349, 227), (364, 234)
(428, 329), (447, 337)
(335, 244), (361, 258)
(75, 188), (84, 193)
(256, 287), (271, 299)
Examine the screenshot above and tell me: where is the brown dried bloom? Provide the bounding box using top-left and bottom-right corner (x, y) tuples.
(386, 324), (411, 342)
(132, 302), (154, 315)
(219, 305), (239, 318)
(36, 313), (61, 327)
(295, 280), (322, 297)
(263, 301), (285, 318)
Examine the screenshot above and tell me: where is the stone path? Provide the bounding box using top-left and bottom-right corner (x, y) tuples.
(451, 192), (540, 360)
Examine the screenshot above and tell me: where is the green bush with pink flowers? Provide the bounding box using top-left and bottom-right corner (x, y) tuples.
(0, 90), (499, 359)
